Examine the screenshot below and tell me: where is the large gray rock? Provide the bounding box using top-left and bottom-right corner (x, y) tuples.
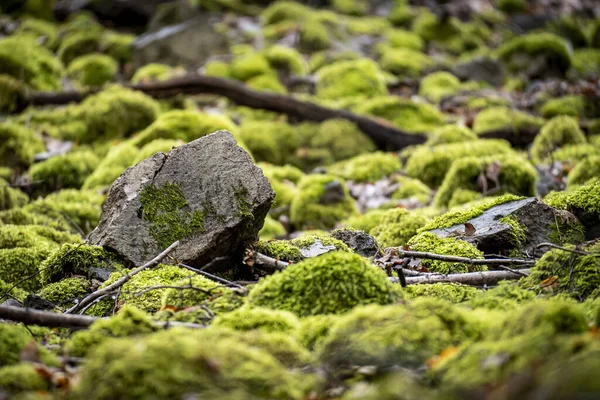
(427, 197), (583, 256)
(132, 14), (229, 69)
(88, 131), (274, 268)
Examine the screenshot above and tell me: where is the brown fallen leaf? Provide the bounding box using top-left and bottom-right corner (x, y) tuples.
(464, 223), (476, 236)
(540, 275), (559, 289)
(427, 346), (459, 369)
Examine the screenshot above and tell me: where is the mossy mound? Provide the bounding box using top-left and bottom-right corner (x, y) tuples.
(404, 283), (480, 303)
(290, 174), (358, 230)
(342, 209), (387, 233)
(326, 152), (401, 183)
(407, 232), (486, 274)
(82, 142), (139, 189)
(544, 179), (600, 231)
(0, 362), (49, 395)
(379, 47), (434, 77)
(390, 175), (432, 204)
(160, 274), (243, 313)
(247, 251), (400, 317)
(258, 163), (303, 210)
(67, 53), (118, 88)
(567, 156), (600, 187)
(57, 31), (102, 65)
(0, 74), (26, 112)
(0, 123), (45, 169)
(316, 58), (388, 99)
(296, 314), (340, 351)
(263, 45), (307, 75)
(237, 120), (300, 166)
(37, 276), (91, 309)
(212, 307), (300, 333)
(469, 280), (536, 310)
(28, 149), (100, 195)
(131, 63), (175, 84)
(520, 242), (600, 300)
(418, 72), (464, 103)
(426, 125), (478, 146)
(540, 95), (587, 118)
(0, 180), (28, 211)
(0, 323), (59, 368)
(472, 106), (545, 134)
(370, 208), (430, 247)
(530, 116), (587, 164)
(306, 119), (376, 163)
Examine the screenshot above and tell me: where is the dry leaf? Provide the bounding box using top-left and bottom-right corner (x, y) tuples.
(464, 223), (476, 236)
(477, 170), (488, 193)
(540, 275), (559, 289)
(427, 346), (459, 369)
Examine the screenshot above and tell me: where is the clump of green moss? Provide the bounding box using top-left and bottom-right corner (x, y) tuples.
(0, 323), (58, 368)
(342, 209), (387, 233)
(160, 274), (234, 310)
(370, 208), (430, 248)
(0, 123), (45, 169)
(390, 175), (432, 204)
(230, 53), (273, 82)
(67, 53), (118, 88)
(138, 182), (205, 250)
(404, 139), (513, 188)
(259, 215), (286, 239)
(103, 31), (135, 64)
(296, 314), (340, 351)
(496, 32), (572, 77)
(39, 243), (123, 285)
(131, 63), (175, 84)
(263, 45), (307, 75)
(520, 242), (600, 301)
(309, 50), (360, 73)
(530, 116), (587, 164)
(426, 125), (477, 146)
(67, 306), (157, 357)
(316, 58), (388, 100)
(382, 28), (424, 51)
(569, 49), (600, 79)
(472, 106), (545, 134)
(37, 276), (90, 309)
(354, 96), (446, 133)
(75, 327), (316, 399)
(213, 306), (300, 333)
(379, 47), (434, 77)
(0, 74), (25, 112)
(290, 232), (351, 253)
(318, 298), (478, 372)
(327, 152), (401, 183)
(246, 73), (287, 93)
(16, 17), (59, 49)
(237, 120), (300, 166)
(258, 163), (303, 210)
(469, 280), (536, 311)
(253, 239), (304, 263)
(82, 142), (138, 189)
(405, 283), (480, 303)
(248, 251), (400, 317)
(290, 174), (358, 230)
(418, 72), (462, 103)
(540, 95), (587, 118)
(551, 143), (600, 164)
(0, 362), (49, 394)
(308, 119), (376, 163)
(0, 247), (52, 291)
(57, 31), (102, 65)
(408, 232), (486, 273)
(28, 149), (100, 195)
(433, 154), (537, 207)
(0, 278), (27, 302)
(0, 35), (63, 91)
(0, 180), (28, 211)
(567, 156), (600, 187)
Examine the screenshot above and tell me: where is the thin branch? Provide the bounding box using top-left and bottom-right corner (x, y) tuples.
(495, 265), (530, 277)
(393, 269), (531, 286)
(394, 249), (536, 266)
(253, 252), (289, 273)
(537, 242), (599, 257)
(65, 241), (180, 314)
(0, 304), (205, 330)
(178, 263), (242, 288)
(132, 284), (213, 298)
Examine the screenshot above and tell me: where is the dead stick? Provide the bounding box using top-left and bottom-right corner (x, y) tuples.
(22, 74), (426, 151)
(392, 269), (531, 286)
(394, 249), (535, 266)
(253, 252), (289, 272)
(0, 304), (205, 330)
(537, 242), (599, 257)
(65, 241), (180, 314)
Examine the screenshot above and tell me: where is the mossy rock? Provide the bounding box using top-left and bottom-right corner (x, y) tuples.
(36, 276), (91, 309)
(315, 58), (388, 100)
(83, 142), (139, 190)
(131, 63), (175, 84)
(569, 49), (600, 79)
(308, 119), (376, 163)
(540, 95), (587, 119)
(237, 120), (300, 166)
(0, 123), (45, 169)
(472, 106), (545, 135)
(469, 280), (536, 311)
(567, 156), (600, 187)
(296, 314), (340, 351)
(212, 306), (300, 333)
(342, 209), (387, 233)
(426, 124), (477, 146)
(160, 274), (241, 313)
(258, 163), (303, 210)
(418, 71), (463, 103)
(16, 18), (59, 49)
(229, 53), (273, 82)
(57, 31), (102, 65)
(327, 152), (401, 183)
(67, 53), (118, 88)
(289, 174), (358, 230)
(0, 74), (26, 112)
(379, 47), (434, 77)
(28, 150), (101, 195)
(0, 247), (52, 291)
(408, 232), (486, 274)
(404, 282), (480, 303)
(263, 45), (307, 75)
(0, 180), (28, 211)
(247, 251), (400, 317)
(530, 116), (587, 164)
(0, 323), (59, 368)
(370, 208), (430, 248)
(0, 362), (49, 394)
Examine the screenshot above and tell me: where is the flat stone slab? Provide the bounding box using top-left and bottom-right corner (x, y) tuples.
(88, 130), (274, 268)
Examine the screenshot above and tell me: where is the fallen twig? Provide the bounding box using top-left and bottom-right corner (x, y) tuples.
(0, 304), (205, 330)
(394, 249), (536, 266)
(21, 74), (427, 151)
(178, 263), (242, 288)
(495, 265), (530, 277)
(392, 269), (531, 286)
(537, 242), (599, 257)
(253, 252), (289, 273)
(65, 241), (180, 314)
(132, 284), (213, 298)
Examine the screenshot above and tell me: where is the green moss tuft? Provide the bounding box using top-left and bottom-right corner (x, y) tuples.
(0, 362), (49, 393)
(472, 106), (545, 134)
(103, 31), (135, 64)
(37, 276), (90, 309)
(567, 156), (600, 187)
(379, 47), (434, 77)
(57, 31), (102, 65)
(0, 74), (25, 112)
(426, 124), (477, 146)
(371, 208), (430, 248)
(0, 123), (45, 169)
(263, 45), (307, 75)
(469, 280), (536, 311)
(28, 149), (100, 195)
(316, 58), (388, 100)
(0, 180), (28, 211)
(16, 18), (59, 49)
(237, 120), (300, 166)
(408, 232), (486, 274)
(540, 95), (587, 118)
(530, 116), (587, 164)
(230, 53), (273, 82)
(67, 53), (118, 88)
(0, 323), (58, 368)
(569, 49), (600, 79)
(253, 240), (304, 263)
(308, 119), (376, 163)
(342, 209), (386, 232)
(131, 63), (175, 84)
(404, 283), (480, 303)
(296, 314), (340, 350)
(259, 215), (286, 239)
(213, 306), (300, 333)
(83, 142), (139, 189)
(418, 72), (462, 103)
(327, 152), (401, 183)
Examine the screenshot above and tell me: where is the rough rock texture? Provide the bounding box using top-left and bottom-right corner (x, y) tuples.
(427, 198), (582, 255)
(331, 229), (380, 258)
(452, 57), (505, 87)
(88, 130), (274, 268)
(132, 14), (229, 69)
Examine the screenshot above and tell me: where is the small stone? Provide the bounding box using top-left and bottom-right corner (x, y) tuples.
(331, 229), (380, 258)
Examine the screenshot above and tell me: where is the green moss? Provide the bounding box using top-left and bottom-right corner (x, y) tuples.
(469, 280), (536, 311)
(134, 139), (183, 164)
(384, 28), (424, 51)
(28, 149), (100, 195)
(309, 50), (360, 73)
(567, 156), (600, 187)
(245, 73), (286, 93)
(342, 209), (386, 232)
(160, 274), (233, 309)
(404, 139), (513, 188)
(0, 362), (49, 393)
(67, 53), (117, 88)
(213, 306), (300, 333)
(82, 142), (138, 189)
(0, 180), (28, 211)
(229, 54), (273, 82)
(316, 58), (388, 100)
(253, 240), (304, 263)
(433, 154), (537, 207)
(0, 74), (25, 112)
(39, 243), (122, 285)
(318, 298), (479, 372)
(404, 283), (480, 303)
(261, 1), (311, 25)
(298, 18), (332, 52)
(418, 72), (462, 103)
(263, 45), (307, 75)
(544, 179), (600, 222)
(390, 176), (432, 204)
(103, 31), (135, 64)
(569, 49), (600, 79)
(308, 119), (376, 162)
(203, 59), (230, 77)
(408, 232), (486, 274)
(540, 95), (587, 118)
(331, 0), (368, 15)
(258, 163), (302, 209)
(0, 123), (45, 169)
(36, 276), (90, 309)
(58, 31), (102, 65)
(75, 328), (315, 400)
(496, 32), (572, 76)
(138, 182), (205, 250)
(0, 278), (28, 302)
(290, 232), (351, 253)
(551, 143), (600, 163)
(472, 106), (545, 134)
(290, 174), (358, 230)
(16, 18), (59, 49)
(520, 242), (600, 301)
(327, 152), (401, 183)
(0, 35), (63, 91)
(426, 125), (477, 146)
(248, 251), (400, 317)
(355, 96), (445, 133)
(0, 223), (79, 249)
(0, 247), (52, 291)
(371, 208), (429, 248)
(296, 314), (340, 351)
(67, 306), (157, 357)
(131, 109), (236, 147)
(530, 116), (587, 164)
(259, 215), (286, 239)
(379, 47), (433, 77)
(388, 0), (413, 26)
(131, 63), (174, 84)
(422, 194), (523, 231)
(0, 323), (58, 368)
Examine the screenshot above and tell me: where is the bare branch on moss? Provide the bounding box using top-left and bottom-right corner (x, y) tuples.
(22, 74), (427, 151)
(65, 241), (180, 314)
(252, 252), (289, 273)
(494, 265), (530, 277)
(393, 269), (531, 286)
(537, 242), (599, 257)
(132, 284), (213, 298)
(393, 249), (536, 266)
(178, 263), (242, 288)
(0, 304), (205, 330)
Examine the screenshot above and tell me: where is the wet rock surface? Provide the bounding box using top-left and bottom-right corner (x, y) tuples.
(331, 228), (380, 258)
(88, 130), (274, 267)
